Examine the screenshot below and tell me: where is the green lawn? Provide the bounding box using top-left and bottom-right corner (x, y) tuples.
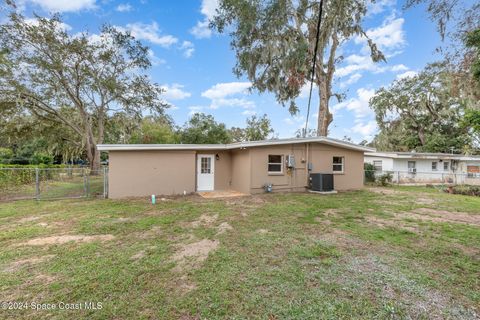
(0, 187), (479, 319)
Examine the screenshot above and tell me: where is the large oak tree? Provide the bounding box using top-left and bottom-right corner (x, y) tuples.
(211, 0), (384, 136)
(0, 13), (167, 171)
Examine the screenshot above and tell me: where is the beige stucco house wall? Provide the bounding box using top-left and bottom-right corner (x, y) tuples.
(99, 137), (372, 198)
(108, 150), (196, 198)
(230, 149), (251, 194)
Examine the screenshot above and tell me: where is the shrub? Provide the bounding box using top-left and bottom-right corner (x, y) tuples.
(447, 185), (480, 196)
(377, 172), (393, 186)
(0, 148), (13, 160)
(31, 152), (54, 165)
(364, 163), (375, 183)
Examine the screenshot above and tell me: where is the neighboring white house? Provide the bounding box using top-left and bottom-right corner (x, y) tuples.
(364, 151), (480, 185)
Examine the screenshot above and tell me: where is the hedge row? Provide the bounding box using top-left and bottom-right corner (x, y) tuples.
(0, 164), (68, 169)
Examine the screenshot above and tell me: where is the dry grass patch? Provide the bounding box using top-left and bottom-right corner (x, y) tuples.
(216, 222), (233, 234)
(19, 234), (115, 246)
(3, 255), (55, 273)
(189, 213), (218, 228)
(172, 239), (219, 272)
(397, 208), (480, 226)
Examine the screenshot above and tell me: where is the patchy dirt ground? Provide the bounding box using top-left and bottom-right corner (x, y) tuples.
(19, 234), (115, 246)
(0, 186), (478, 319)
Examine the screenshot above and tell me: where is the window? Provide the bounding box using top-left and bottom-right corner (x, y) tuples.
(333, 157), (344, 173)
(200, 157), (211, 174)
(408, 161), (416, 173)
(432, 161), (438, 171)
(373, 160), (382, 172)
(443, 162), (449, 171)
(268, 155), (283, 174)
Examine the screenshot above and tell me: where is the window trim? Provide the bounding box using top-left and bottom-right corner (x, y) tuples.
(407, 161), (416, 173)
(332, 156), (345, 174)
(373, 160), (382, 172)
(443, 161), (449, 171)
(267, 154), (284, 175)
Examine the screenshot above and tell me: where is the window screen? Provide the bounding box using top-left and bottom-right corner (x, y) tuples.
(268, 155), (283, 173)
(333, 157), (344, 173)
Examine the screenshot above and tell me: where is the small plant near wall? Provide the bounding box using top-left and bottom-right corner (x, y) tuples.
(364, 163), (376, 183)
(377, 173), (393, 186)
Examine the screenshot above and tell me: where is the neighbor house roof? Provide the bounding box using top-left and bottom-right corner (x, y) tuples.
(365, 151), (480, 161)
(97, 137), (375, 152)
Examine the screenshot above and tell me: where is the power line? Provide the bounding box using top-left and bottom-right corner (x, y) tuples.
(303, 0), (324, 137)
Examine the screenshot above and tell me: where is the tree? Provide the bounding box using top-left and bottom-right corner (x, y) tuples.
(465, 28), (480, 82)
(229, 127), (246, 142)
(179, 113), (232, 144)
(370, 63), (471, 153)
(129, 116), (178, 144)
(463, 109), (480, 147)
(0, 13), (167, 171)
(405, 0), (479, 41)
(211, 0), (384, 136)
(244, 114), (274, 141)
(229, 114), (274, 142)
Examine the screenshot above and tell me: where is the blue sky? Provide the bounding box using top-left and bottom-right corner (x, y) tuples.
(10, 0), (442, 142)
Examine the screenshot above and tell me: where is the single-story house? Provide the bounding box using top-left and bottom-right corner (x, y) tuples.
(364, 151), (480, 184)
(97, 137), (374, 199)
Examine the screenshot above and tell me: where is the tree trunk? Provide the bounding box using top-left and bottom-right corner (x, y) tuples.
(317, 81), (332, 136)
(418, 127), (426, 146)
(82, 116), (101, 174)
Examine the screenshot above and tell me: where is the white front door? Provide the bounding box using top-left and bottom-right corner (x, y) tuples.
(197, 154), (215, 191)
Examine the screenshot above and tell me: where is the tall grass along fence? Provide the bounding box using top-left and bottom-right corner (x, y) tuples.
(364, 170), (480, 186)
(0, 166), (108, 201)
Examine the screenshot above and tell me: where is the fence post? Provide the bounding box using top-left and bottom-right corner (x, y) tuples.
(83, 168), (87, 198)
(397, 171), (400, 185)
(35, 168), (40, 200)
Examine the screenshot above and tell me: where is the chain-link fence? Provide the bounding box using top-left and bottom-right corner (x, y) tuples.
(365, 170), (480, 185)
(0, 167), (108, 201)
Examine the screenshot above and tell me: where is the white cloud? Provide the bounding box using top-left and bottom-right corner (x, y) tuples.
(336, 54), (409, 78)
(180, 41), (195, 58)
(24, 17), (72, 31)
(147, 49), (166, 66)
(336, 14), (408, 79)
(115, 3), (132, 12)
(339, 73), (362, 88)
(332, 88), (376, 119)
(161, 83), (191, 100)
(210, 97), (255, 110)
(242, 110), (257, 116)
(390, 64), (409, 72)
(201, 81), (251, 99)
(355, 16), (406, 53)
(120, 22), (178, 47)
(191, 0), (218, 39)
(351, 120), (377, 139)
(396, 70), (418, 80)
(201, 81), (255, 110)
(284, 115), (305, 126)
(27, 0), (96, 12)
(367, 0), (396, 16)
(188, 106), (205, 115)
